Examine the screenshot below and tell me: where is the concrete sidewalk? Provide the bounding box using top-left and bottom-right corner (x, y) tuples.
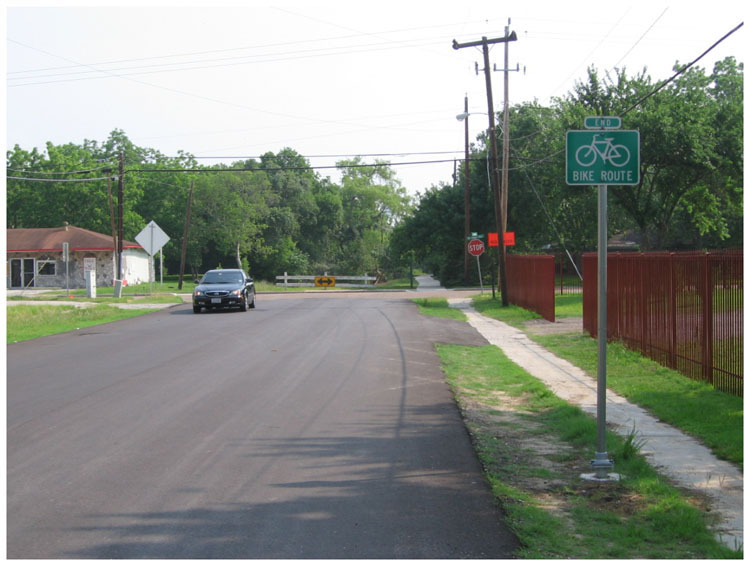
(414, 274), (446, 290)
(448, 297), (743, 552)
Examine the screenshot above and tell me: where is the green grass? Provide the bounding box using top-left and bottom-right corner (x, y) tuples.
(555, 293), (583, 317)
(7, 304), (159, 343)
(8, 293), (181, 304)
(474, 293), (583, 323)
(470, 294), (742, 468)
(438, 343), (741, 559)
(535, 333), (743, 467)
(412, 298), (467, 321)
(472, 294), (542, 326)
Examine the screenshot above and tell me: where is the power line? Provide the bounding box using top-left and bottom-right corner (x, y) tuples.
(5, 157), (481, 182)
(128, 158), (471, 174)
(6, 165), (113, 175)
(6, 39), (433, 132)
(549, 9), (631, 97)
(7, 17), (502, 77)
(6, 175), (113, 182)
(7, 36), (454, 87)
(619, 21), (744, 116)
(611, 7), (669, 68)
(183, 150), (464, 160)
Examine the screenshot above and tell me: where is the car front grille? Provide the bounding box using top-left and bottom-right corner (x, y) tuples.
(206, 291), (229, 297)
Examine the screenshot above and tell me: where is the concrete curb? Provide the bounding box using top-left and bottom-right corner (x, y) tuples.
(448, 297), (743, 552)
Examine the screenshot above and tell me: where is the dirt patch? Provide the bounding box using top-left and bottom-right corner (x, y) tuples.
(453, 384), (646, 534)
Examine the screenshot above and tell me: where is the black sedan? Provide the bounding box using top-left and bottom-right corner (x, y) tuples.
(192, 269), (256, 313)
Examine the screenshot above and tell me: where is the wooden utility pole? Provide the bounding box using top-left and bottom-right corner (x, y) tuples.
(117, 151), (124, 280)
(107, 176), (118, 257)
(500, 21), (513, 299)
(453, 30), (516, 306)
(178, 180), (195, 290)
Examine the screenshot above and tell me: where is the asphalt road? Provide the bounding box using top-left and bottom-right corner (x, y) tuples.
(7, 293), (518, 559)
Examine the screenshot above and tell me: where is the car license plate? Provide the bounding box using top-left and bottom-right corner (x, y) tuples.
(211, 298), (222, 304)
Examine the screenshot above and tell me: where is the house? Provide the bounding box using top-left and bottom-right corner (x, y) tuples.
(6, 224), (151, 289)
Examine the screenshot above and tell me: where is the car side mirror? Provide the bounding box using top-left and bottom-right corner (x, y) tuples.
(194, 279), (200, 284)
(246, 278), (253, 283)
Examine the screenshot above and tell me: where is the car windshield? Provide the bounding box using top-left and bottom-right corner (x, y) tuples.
(202, 272), (243, 284)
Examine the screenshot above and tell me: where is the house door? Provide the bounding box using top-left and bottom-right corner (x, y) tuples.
(10, 258), (35, 288)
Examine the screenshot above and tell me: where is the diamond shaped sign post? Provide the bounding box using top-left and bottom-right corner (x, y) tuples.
(135, 220), (170, 291)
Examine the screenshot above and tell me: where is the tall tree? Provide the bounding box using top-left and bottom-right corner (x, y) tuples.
(558, 60), (743, 249)
(337, 158), (411, 274)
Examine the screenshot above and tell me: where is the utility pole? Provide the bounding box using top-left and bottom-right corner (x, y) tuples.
(178, 180), (195, 290)
(498, 19), (520, 304)
(462, 94), (471, 283)
(106, 175), (118, 257)
(117, 151), (124, 281)
(453, 30), (517, 306)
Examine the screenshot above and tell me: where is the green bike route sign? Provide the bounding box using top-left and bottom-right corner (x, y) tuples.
(566, 130), (640, 186)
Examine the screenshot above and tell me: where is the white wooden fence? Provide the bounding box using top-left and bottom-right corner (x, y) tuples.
(275, 272), (377, 289)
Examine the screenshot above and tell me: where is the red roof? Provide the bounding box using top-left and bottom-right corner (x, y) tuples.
(7, 225), (142, 252)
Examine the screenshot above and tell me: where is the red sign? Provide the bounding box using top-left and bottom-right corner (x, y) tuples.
(504, 232), (516, 246)
(467, 239), (485, 256)
(488, 232), (499, 247)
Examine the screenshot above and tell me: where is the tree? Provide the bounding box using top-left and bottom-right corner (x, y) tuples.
(558, 60), (743, 249)
(337, 158), (411, 274)
(187, 168), (270, 274)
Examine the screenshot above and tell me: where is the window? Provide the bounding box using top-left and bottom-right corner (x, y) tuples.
(36, 259), (57, 276)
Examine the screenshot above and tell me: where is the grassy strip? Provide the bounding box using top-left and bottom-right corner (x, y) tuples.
(412, 298), (467, 321)
(472, 294), (742, 468)
(7, 304), (159, 343)
(473, 292), (583, 325)
(535, 333), (743, 467)
(8, 294), (181, 304)
(438, 344), (740, 559)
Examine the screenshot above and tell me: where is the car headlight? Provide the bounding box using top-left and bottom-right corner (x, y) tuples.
(193, 289), (204, 297)
(230, 289), (242, 296)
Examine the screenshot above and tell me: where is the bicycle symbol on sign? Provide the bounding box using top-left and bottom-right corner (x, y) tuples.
(575, 134), (631, 167)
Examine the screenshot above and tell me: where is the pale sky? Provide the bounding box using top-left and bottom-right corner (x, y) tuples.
(3, 0), (746, 195)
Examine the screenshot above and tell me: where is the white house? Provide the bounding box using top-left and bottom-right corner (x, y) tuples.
(6, 224), (151, 289)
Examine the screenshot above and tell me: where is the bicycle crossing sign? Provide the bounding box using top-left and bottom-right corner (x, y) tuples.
(566, 130), (640, 185)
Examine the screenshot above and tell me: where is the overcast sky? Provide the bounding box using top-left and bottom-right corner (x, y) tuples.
(3, 0), (746, 195)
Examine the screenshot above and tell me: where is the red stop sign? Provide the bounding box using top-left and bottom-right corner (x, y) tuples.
(467, 239), (485, 256)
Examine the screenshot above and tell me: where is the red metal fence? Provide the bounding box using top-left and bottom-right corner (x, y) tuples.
(583, 251), (743, 396)
(507, 254), (555, 322)
(556, 253), (583, 294)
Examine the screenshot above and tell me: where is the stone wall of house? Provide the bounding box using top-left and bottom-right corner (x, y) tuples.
(7, 249), (151, 289)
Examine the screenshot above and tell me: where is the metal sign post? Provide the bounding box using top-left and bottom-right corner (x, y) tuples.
(135, 220), (170, 295)
(62, 242), (70, 296)
(567, 118), (640, 481)
(592, 183), (614, 479)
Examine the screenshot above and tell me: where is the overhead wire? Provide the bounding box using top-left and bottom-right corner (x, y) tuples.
(7, 35), (456, 87)
(7, 39), (444, 132)
(6, 175), (114, 182)
(611, 7), (669, 69)
(7, 16), (505, 77)
(6, 19), (743, 189)
(618, 21), (744, 117)
(6, 165), (113, 175)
